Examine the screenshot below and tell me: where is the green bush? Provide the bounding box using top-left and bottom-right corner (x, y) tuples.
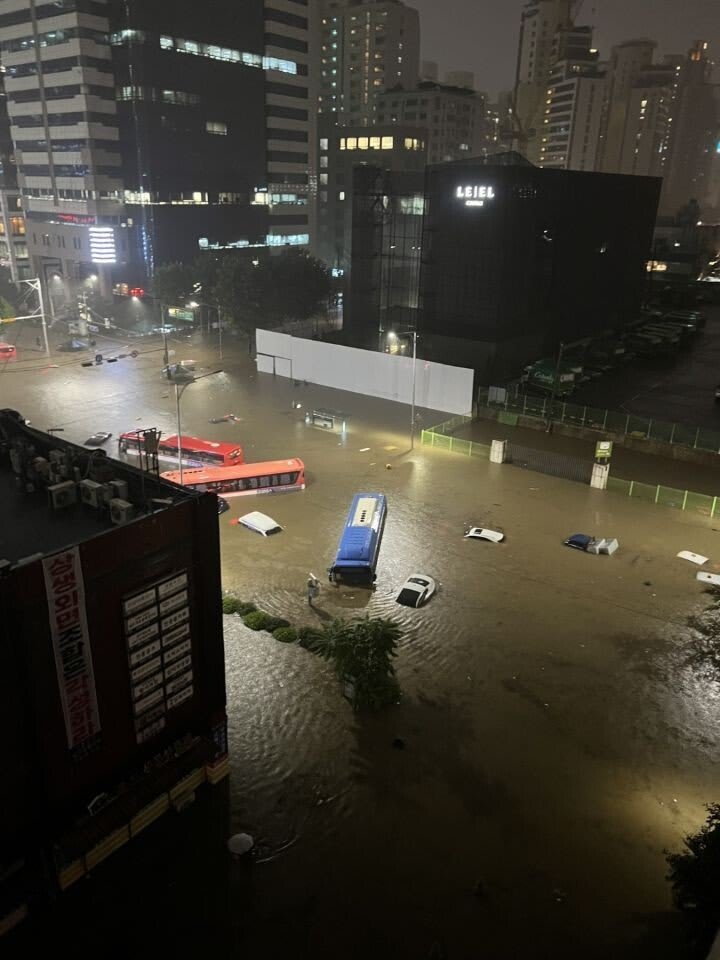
(222, 596), (242, 615)
(236, 601), (257, 616)
(264, 616), (290, 632)
(242, 610), (273, 631)
(273, 627), (298, 644)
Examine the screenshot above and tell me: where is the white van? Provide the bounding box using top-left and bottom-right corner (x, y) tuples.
(239, 511), (283, 536)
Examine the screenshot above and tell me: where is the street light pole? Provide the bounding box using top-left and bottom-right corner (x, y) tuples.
(172, 368), (224, 483)
(410, 330), (418, 450)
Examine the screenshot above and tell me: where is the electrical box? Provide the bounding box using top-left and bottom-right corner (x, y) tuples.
(48, 480), (77, 510)
(110, 498), (134, 525)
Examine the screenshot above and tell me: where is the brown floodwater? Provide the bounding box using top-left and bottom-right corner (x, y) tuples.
(4, 338), (719, 958)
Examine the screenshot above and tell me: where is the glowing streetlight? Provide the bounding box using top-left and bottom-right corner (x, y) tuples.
(387, 329), (418, 450)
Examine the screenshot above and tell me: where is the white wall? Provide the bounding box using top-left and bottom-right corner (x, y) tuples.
(255, 330), (474, 415)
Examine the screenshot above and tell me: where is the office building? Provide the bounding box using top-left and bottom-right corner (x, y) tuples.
(376, 80), (485, 164)
(318, 0), (420, 126)
(0, 67), (28, 283)
(316, 120), (425, 269)
(0, 411), (227, 934)
(347, 154), (661, 379)
(0, 0), (310, 309)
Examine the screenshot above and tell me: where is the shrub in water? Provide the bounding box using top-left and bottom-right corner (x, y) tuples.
(236, 601), (258, 616)
(242, 610), (272, 631)
(222, 596), (242, 615)
(273, 627), (298, 643)
(297, 626), (325, 652)
(264, 616), (290, 632)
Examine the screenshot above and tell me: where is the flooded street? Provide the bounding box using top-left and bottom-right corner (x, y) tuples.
(3, 339), (719, 958)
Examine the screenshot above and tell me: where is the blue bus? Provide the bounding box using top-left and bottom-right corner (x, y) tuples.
(328, 493), (387, 585)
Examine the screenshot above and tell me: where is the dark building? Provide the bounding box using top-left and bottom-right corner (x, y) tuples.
(317, 121), (426, 272)
(345, 164), (425, 348)
(348, 153), (661, 380)
(0, 412), (227, 935)
(0, 0), (311, 308)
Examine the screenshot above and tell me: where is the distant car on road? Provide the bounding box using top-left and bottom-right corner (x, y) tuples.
(0, 342), (17, 361)
(84, 432), (112, 447)
(58, 338), (88, 352)
(395, 574), (436, 608)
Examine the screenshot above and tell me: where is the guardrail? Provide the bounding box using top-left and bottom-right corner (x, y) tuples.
(480, 387), (720, 455)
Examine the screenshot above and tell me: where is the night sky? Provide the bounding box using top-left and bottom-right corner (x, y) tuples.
(410, 0), (720, 97)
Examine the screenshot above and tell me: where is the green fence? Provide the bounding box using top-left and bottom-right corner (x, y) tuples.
(423, 413), (719, 519)
(607, 477), (719, 517)
(480, 387), (720, 455)
(421, 415), (490, 459)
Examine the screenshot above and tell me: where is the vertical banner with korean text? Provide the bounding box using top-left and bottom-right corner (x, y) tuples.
(42, 547), (101, 759)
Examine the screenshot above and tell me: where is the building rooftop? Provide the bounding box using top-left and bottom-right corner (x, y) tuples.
(0, 410), (192, 566)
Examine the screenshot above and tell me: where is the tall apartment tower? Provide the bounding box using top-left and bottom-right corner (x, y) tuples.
(662, 42), (718, 215)
(513, 0), (574, 163)
(0, 0), (311, 309)
(318, 0), (420, 126)
(617, 61), (677, 178)
(597, 39), (656, 172)
(538, 26), (605, 171)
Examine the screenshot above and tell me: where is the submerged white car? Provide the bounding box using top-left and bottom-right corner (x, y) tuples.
(395, 574), (436, 608)
(238, 511), (283, 536)
(464, 527), (505, 543)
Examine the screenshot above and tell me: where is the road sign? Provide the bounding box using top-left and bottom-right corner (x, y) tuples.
(595, 441), (613, 460)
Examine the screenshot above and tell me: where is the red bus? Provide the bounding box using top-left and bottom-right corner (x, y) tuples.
(119, 431), (243, 467)
(160, 458), (306, 496)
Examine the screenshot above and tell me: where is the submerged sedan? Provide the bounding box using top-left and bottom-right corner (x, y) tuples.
(395, 574), (436, 608)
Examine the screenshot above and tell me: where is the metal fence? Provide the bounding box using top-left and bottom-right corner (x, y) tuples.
(480, 386), (720, 454)
(607, 476), (720, 518)
(506, 442), (594, 484)
(420, 415), (490, 459)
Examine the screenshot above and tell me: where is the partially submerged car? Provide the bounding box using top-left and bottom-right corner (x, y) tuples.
(84, 431), (112, 447)
(238, 511), (283, 536)
(395, 574), (436, 608)
(464, 527), (504, 543)
(564, 533), (593, 552)
(58, 338), (89, 352)
(564, 533), (619, 555)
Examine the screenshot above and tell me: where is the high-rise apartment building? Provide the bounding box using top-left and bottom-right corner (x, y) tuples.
(0, 0), (311, 309)
(538, 27), (605, 172)
(376, 80), (485, 164)
(597, 39), (656, 173)
(662, 42), (718, 216)
(0, 64), (28, 281)
(616, 62), (677, 178)
(318, 0), (419, 126)
(513, 0), (573, 163)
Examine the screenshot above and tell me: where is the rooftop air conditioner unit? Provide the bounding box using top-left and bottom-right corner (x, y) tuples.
(79, 478), (103, 508)
(110, 479), (129, 501)
(48, 480), (77, 510)
(110, 497), (133, 525)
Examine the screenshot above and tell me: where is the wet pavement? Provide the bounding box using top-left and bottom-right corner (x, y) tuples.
(3, 334), (720, 959)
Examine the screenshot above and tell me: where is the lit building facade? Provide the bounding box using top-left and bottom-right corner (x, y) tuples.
(376, 80), (485, 164)
(318, 0), (419, 126)
(0, 0), (311, 308)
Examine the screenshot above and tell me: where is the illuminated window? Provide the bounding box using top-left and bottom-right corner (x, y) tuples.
(320, 138), (328, 150)
(404, 137), (413, 149)
(206, 120), (228, 135)
(339, 138), (346, 150)
(346, 137), (357, 150)
(338, 191), (345, 200)
(370, 136), (380, 149)
(358, 136), (369, 149)
(381, 136), (393, 149)
(320, 173), (328, 184)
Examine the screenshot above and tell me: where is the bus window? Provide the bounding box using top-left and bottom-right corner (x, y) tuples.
(259, 476), (270, 488)
(280, 473), (291, 485)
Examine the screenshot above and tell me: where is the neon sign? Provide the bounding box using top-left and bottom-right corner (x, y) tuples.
(455, 185), (495, 207)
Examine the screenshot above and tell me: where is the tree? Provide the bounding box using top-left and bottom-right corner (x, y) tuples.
(257, 249), (331, 325)
(316, 616), (402, 712)
(666, 803), (720, 952)
(152, 262), (195, 306)
(212, 254), (263, 334)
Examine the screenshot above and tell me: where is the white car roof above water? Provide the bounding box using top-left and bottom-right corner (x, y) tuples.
(239, 511), (283, 535)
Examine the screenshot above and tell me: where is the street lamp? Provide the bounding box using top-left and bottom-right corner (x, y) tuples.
(172, 368), (223, 483)
(387, 329), (418, 450)
(187, 300), (223, 358)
